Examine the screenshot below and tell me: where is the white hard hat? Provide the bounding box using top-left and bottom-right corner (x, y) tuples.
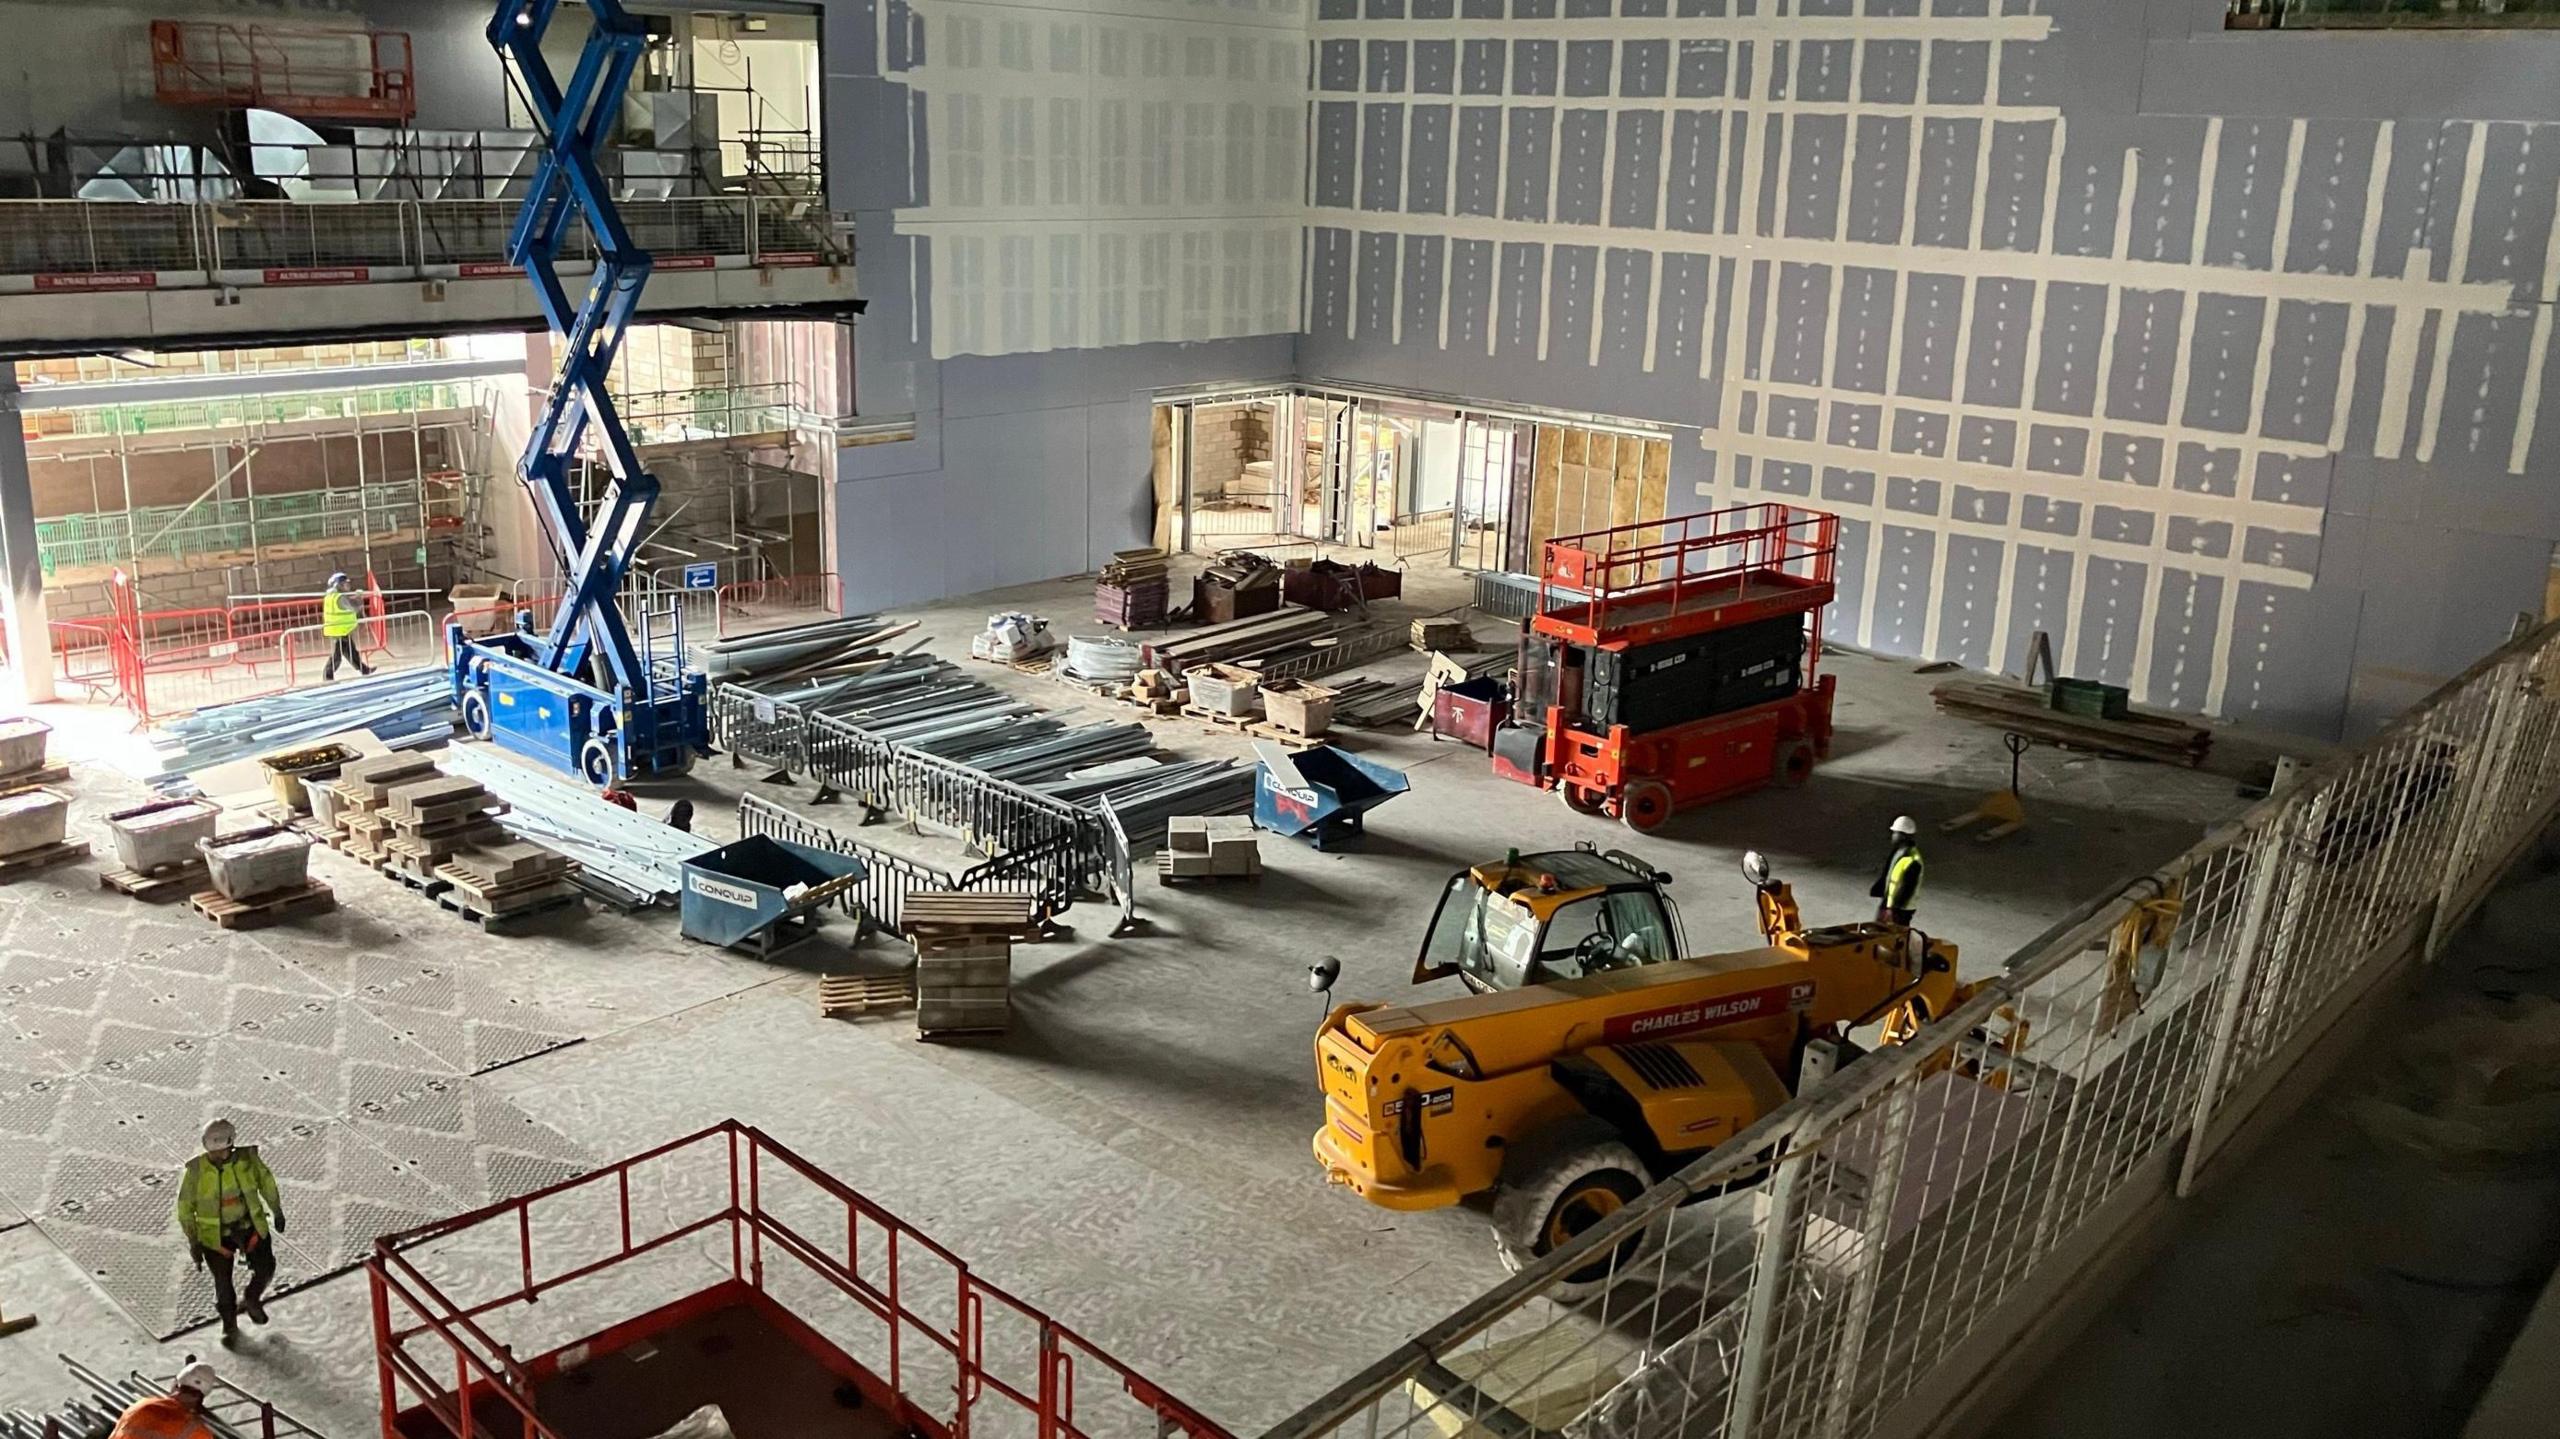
(326, 572), (348, 588)
(174, 1360), (218, 1395)
(1889, 815), (1919, 837)
(201, 1118), (235, 1148)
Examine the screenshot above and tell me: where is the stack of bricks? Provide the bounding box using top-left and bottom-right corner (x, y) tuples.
(1187, 404), (1272, 500)
(902, 891), (1035, 1040)
(1160, 816), (1261, 882)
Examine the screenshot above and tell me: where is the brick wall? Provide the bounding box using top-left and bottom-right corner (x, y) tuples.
(1189, 402), (1272, 501)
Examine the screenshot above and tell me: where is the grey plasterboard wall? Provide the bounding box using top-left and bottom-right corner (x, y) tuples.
(820, 0), (1308, 612)
(1295, 0), (2560, 740)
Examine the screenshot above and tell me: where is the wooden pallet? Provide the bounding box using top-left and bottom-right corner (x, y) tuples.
(0, 839), (88, 884)
(433, 884), (583, 935)
(0, 763), (69, 797)
(1177, 704), (1324, 750)
(819, 972), (915, 1018)
(190, 879), (336, 930)
(101, 860), (208, 903)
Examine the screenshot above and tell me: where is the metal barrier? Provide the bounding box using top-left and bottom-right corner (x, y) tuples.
(712, 694), (1110, 919)
(1265, 616), (2560, 1439)
(740, 793), (1079, 931)
(714, 570), (841, 638)
(370, 1121), (1228, 1439)
(1468, 569), (1542, 621)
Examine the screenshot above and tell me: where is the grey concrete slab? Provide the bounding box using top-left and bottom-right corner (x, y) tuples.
(0, 558), (2255, 1428)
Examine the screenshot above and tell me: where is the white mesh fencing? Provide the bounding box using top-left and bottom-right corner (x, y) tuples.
(1266, 617), (2560, 1439)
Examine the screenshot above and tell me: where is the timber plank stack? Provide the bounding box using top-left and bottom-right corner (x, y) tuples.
(1931, 677), (2212, 767)
(1095, 548), (1171, 630)
(903, 891), (1034, 1039)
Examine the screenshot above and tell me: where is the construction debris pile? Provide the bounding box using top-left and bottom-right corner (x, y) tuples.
(1190, 549), (1283, 623)
(145, 668), (454, 786)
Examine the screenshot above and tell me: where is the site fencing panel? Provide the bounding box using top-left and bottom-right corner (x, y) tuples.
(1266, 618), (2560, 1439)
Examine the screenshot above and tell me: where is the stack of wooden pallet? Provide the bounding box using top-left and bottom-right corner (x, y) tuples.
(1095, 548), (1171, 629)
(1931, 677), (2212, 766)
(903, 890), (1034, 1040)
(434, 841), (582, 931)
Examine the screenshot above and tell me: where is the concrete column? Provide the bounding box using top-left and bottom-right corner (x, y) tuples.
(0, 365), (54, 705)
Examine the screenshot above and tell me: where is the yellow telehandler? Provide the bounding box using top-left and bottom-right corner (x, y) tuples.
(1315, 852), (1960, 1287)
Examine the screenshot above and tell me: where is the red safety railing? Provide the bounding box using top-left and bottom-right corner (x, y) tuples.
(78, 573), (413, 725)
(149, 19), (417, 123)
(369, 1121), (1231, 1439)
(1534, 501), (1839, 651)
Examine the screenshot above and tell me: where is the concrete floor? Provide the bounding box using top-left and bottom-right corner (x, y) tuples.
(0, 558), (2258, 1433)
(1993, 847), (2560, 1439)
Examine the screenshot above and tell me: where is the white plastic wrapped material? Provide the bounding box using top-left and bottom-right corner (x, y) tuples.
(970, 612), (1057, 663)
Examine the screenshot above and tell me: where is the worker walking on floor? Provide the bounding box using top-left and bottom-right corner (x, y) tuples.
(176, 1120), (284, 1347)
(1871, 815), (1925, 925)
(109, 1360), (221, 1437)
(320, 572), (373, 681)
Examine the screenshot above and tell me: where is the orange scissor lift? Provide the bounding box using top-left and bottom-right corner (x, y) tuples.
(1513, 503), (1842, 831)
(370, 1121), (1229, 1439)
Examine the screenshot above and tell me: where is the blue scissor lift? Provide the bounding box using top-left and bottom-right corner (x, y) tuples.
(450, 0), (709, 786)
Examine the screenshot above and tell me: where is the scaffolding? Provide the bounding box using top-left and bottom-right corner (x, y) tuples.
(26, 371), (495, 615)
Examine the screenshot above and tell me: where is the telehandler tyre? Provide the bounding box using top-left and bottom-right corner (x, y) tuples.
(1493, 1136), (1659, 1297)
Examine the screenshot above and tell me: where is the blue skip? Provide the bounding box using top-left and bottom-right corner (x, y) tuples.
(1252, 742), (1409, 850)
(679, 836), (867, 958)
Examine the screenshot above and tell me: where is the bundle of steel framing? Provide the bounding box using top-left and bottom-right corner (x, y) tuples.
(690, 614), (919, 684)
(145, 666), (456, 786)
(438, 742), (716, 905)
(1, 1355), (327, 1438)
(1045, 757), (1255, 851)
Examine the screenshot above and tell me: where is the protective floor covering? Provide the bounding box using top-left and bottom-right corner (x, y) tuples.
(0, 871), (592, 1339)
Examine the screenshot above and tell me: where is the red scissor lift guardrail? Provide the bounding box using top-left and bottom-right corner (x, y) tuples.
(369, 1121), (1232, 1439)
(1533, 501), (1838, 651)
(150, 19), (417, 124)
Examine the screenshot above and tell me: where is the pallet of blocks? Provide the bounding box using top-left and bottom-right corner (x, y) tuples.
(1158, 816), (1260, 884)
(903, 890), (1035, 1039)
(433, 842), (584, 933)
(316, 754), (442, 849)
(365, 775), (511, 890)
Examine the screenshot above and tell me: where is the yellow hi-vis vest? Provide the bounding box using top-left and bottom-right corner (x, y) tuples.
(175, 1147), (279, 1250)
(322, 588), (359, 638)
(1883, 847), (1926, 910)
